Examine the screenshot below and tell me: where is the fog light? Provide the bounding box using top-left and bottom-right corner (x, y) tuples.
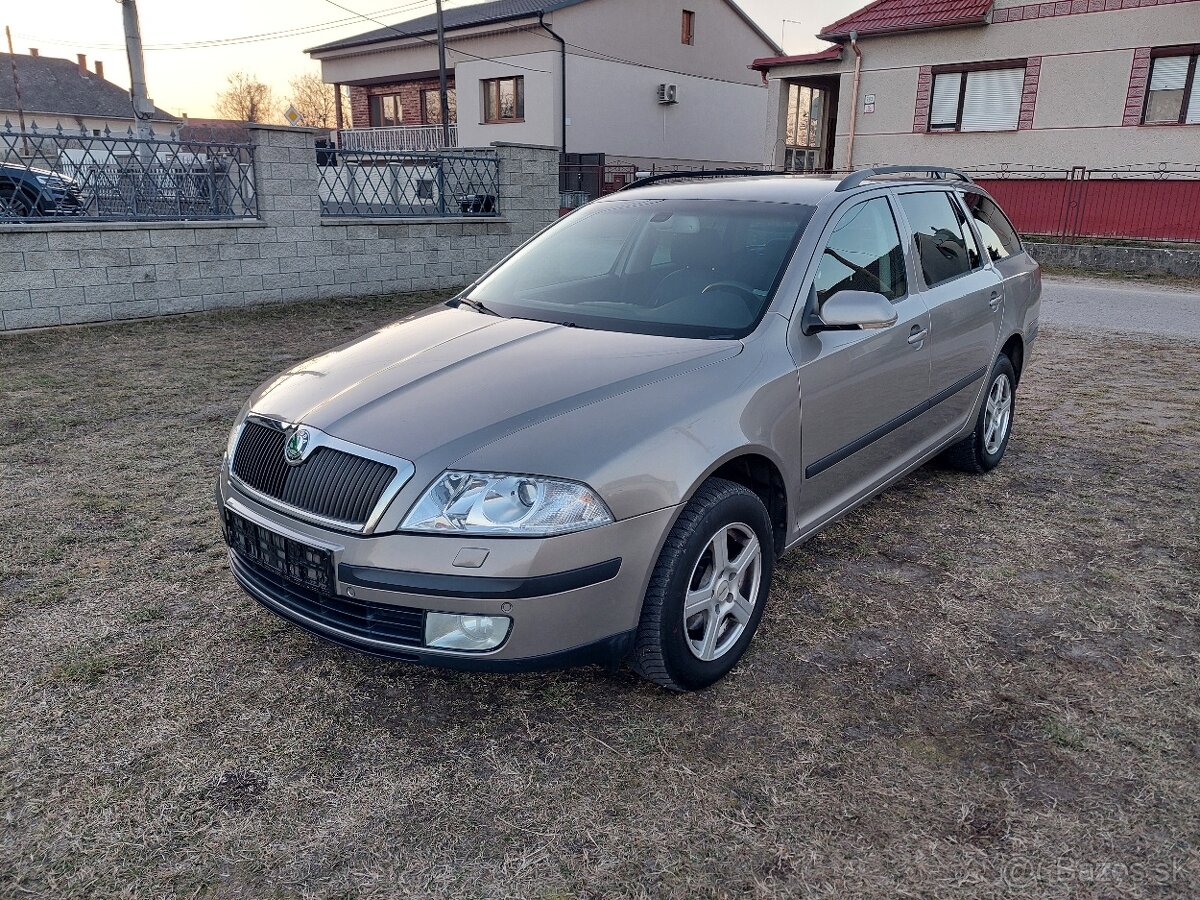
(425, 612), (511, 651)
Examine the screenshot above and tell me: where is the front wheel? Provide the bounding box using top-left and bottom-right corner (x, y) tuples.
(940, 355), (1017, 474)
(631, 478), (775, 691)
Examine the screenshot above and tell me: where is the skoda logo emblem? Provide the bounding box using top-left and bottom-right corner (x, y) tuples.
(285, 427), (310, 464)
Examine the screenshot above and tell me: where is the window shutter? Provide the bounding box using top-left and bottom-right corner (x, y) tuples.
(1149, 56), (1189, 90)
(961, 68), (1024, 131)
(929, 72), (962, 129)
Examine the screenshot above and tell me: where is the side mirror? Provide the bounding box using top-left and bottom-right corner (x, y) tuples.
(805, 290), (898, 334)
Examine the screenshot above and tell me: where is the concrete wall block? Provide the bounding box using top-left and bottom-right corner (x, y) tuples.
(240, 257), (281, 276)
(4, 307), (61, 330)
(279, 255), (318, 274)
(54, 267), (110, 288)
(5, 269), (56, 291)
(82, 248), (131, 268)
(319, 224), (348, 240)
(106, 265), (157, 285)
(129, 246), (178, 266)
(159, 296), (206, 315)
(346, 225), (380, 239)
(177, 244), (221, 263)
(224, 274), (264, 292)
(133, 279), (182, 302)
(100, 229), (152, 249)
(109, 299), (161, 320)
(60, 303), (114, 325)
(0, 251), (23, 272)
(0, 233), (50, 252)
(149, 228), (197, 247)
(194, 228), (245, 245)
(259, 242), (298, 259)
(366, 238), (396, 255)
(0, 289), (32, 311)
(243, 288), (286, 305)
(331, 239), (366, 256)
(47, 231), (105, 250)
(220, 242), (261, 261)
(275, 226), (316, 242)
(201, 259), (243, 278)
(347, 253), (381, 270)
(152, 262), (201, 281)
(179, 276), (224, 295)
(262, 272), (301, 290)
(85, 283), (135, 304)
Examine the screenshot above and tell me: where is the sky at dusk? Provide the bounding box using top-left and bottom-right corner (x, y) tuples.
(2, 0), (862, 119)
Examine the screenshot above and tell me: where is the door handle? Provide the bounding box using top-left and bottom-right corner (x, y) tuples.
(988, 291), (1003, 311)
(907, 325), (928, 346)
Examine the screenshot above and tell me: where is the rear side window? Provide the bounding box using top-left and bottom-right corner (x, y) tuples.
(813, 197), (907, 303)
(963, 194), (1022, 262)
(897, 191), (977, 287)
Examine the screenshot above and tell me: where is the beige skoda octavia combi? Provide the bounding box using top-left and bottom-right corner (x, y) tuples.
(218, 167), (1040, 691)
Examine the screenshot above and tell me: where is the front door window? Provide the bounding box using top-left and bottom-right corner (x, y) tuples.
(785, 84), (826, 172)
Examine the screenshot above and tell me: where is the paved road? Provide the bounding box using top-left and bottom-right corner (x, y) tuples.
(1041, 276), (1200, 340)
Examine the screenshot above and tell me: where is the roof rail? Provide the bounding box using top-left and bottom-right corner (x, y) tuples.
(619, 169), (787, 192)
(835, 166), (973, 192)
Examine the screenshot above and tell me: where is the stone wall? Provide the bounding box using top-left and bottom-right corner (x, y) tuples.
(0, 126), (559, 331)
(1028, 241), (1200, 278)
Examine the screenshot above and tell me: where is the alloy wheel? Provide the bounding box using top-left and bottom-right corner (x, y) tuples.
(683, 522), (762, 662)
(983, 373), (1012, 455)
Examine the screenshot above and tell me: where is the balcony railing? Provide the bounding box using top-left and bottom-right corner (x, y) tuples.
(338, 125), (458, 153)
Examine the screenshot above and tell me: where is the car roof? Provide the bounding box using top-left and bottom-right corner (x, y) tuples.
(600, 173), (979, 207)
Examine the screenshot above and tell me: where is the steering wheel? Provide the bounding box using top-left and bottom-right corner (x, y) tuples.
(701, 281), (760, 311)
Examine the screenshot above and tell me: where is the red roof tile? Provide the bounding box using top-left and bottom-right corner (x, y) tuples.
(750, 45), (843, 70)
(819, 0), (993, 39)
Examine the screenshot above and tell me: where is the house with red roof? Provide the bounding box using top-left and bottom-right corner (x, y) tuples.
(752, 0), (1199, 239)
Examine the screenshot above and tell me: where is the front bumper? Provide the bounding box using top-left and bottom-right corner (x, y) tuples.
(218, 470), (677, 671)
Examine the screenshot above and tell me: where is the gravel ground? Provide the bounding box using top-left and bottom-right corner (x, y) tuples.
(2, 292), (1198, 899)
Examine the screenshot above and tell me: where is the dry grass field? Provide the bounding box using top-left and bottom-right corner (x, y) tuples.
(2, 293), (1198, 898)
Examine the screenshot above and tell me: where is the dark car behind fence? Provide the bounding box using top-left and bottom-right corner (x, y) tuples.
(1, 122), (257, 222)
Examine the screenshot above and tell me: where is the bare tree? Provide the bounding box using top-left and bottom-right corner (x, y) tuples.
(285, 72), (344, 130)
(215, 72), (274, 123)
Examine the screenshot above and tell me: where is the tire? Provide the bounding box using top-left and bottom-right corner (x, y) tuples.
(940, 354), (1017, 474)
(631, 477), (775, 691)
(0, 191), (33, 218)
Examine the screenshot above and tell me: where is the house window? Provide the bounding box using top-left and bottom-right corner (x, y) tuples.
(929, 62), (1026, 132)
(483, 76), (524, 123)
(1143, 48), (1199, 124)
(682, 10), (695, 45)
(421, 87), (457, 125)
(368, 93), (403, 127)
(784, 83), (826, 172)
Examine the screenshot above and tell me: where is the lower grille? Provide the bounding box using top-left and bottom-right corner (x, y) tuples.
(231, 420), (397, 527)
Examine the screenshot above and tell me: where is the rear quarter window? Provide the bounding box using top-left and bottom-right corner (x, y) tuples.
(963, 193), (1022, 262)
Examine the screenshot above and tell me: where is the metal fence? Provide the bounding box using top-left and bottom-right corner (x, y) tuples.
(338, 125), (459, 153)
(961, 164), (1200, 244)
(1, 122), (256, 222)
(318, 147), (499, 218)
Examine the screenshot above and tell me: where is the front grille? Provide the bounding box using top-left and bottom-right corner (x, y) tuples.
(231, 550), (425, 650)
(231, 420), (397, 527)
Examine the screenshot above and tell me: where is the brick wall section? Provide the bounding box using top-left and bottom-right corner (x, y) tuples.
(992, 0), (1198, 22)
(0, 126), (559, 331)
(1018, 57), (1041, 130)
(913, 66), (934, 132)
(348, 77), (453, 128)
(1123, 47), (1153, 125)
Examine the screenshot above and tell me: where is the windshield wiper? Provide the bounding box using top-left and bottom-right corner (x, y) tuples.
(453, 296), (504, 317)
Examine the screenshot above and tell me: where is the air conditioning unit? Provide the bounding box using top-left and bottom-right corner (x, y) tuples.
(656, 83), (679, 104)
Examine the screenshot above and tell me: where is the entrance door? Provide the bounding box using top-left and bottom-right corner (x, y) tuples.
(784, 84), (830, 172)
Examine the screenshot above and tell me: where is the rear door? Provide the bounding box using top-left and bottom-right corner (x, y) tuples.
(791, 193), (933, 531)
(961, 190), (1041, 340)
(894, 189), (1003, 441)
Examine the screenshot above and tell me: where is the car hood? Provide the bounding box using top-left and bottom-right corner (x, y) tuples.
(247, 306), (741, 464)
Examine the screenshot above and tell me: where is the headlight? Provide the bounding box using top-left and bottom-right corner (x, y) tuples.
(401, 471), (613, 536)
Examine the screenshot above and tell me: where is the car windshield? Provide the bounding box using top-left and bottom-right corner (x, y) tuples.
(464, 198), (817, 339)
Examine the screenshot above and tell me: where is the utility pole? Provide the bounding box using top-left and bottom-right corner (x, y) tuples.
(4, 26), (29, 155)
(435, 0), (451, 147)
(117, 0), (155, 142)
